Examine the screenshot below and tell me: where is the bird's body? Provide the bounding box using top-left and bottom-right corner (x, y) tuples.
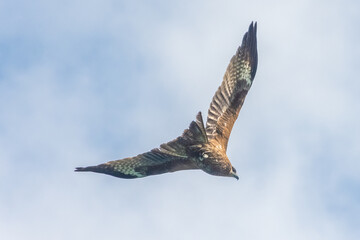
(76, 22), (258, 180)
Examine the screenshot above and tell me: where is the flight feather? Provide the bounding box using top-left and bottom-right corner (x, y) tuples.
(206, 22), (258, 150)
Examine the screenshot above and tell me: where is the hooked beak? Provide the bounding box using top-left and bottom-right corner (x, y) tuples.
(231, 171), (239, 180)
(230, 166), (239, 180)
(233, 173), (239, 180)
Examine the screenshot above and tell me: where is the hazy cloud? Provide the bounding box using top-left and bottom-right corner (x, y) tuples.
(1, 0), (359, 239)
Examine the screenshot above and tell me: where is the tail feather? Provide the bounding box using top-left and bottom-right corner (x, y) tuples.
(182, 112), (208, 144)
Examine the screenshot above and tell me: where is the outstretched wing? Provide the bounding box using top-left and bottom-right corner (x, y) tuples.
(206, 22), (258, 150)
(75, 112), (207, 179)
(75, 150), (195, 179)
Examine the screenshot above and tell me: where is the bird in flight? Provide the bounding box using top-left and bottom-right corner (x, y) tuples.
(75, 22), (258, 180)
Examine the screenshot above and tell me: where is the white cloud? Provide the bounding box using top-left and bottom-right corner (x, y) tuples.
(0, 0), (359, 239)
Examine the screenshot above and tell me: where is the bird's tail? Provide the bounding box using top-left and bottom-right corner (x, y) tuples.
(182, 111), (208, 144)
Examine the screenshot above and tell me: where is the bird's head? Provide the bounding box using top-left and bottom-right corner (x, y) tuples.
(198, 144), (239, 180)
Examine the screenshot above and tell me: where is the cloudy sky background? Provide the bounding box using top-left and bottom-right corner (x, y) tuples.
(1, 0), (359, 239)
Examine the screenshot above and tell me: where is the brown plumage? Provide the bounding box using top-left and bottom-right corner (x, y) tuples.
(75, 22), (258, 180)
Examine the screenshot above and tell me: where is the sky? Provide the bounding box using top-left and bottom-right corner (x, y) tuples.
(0, 0), (359, 239)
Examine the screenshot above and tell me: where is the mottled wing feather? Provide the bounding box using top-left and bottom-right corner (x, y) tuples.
(75, 112), (208, 179)
(75, 149), (196, 179)
(206, 22), (258, 150)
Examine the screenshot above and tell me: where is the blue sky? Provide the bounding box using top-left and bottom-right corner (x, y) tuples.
(1, 0), (359, 239)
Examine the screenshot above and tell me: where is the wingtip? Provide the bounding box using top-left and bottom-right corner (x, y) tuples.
(242, 21), (257, 45)
(75, 167), (87, 172)
(240, 21), (258, 78)
(253, 21), (257, 36)
(248, 21), (257, 31)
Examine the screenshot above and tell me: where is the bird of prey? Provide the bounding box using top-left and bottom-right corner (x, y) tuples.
(75, 22), (258, 180)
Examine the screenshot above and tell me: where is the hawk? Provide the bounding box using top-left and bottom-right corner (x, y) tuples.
(75, 22), (258, 180)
